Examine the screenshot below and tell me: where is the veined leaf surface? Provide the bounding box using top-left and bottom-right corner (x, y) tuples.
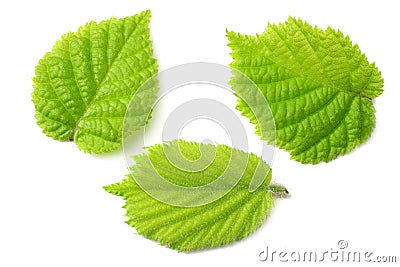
(228, 17), (383, 164)
(105, 140), (287, 252)
(32, 10), (158, 153)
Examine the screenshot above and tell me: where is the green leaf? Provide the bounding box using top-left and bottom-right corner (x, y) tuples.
(227, 17), (383, 164)
(104, 140), (287, 252)
(32, 10), (158, 154)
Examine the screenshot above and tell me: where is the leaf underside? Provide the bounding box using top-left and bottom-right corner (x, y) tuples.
(228, 17), (383, 164)
(32, 10), (158, 154)
(104, 140), (278, 252)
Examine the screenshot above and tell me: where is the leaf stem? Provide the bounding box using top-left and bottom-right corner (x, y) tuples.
(267, 183), (289, 198)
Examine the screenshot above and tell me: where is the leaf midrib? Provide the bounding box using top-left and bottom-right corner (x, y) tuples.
(70, 17), (145, 140)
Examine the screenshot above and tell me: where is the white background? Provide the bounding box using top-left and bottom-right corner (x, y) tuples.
(0, 0), (399, 266)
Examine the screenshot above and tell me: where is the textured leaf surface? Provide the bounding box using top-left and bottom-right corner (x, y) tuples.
(105, 140), (286, 252)
(228, 17), (383, 164)
(32, 10), (158, 153)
